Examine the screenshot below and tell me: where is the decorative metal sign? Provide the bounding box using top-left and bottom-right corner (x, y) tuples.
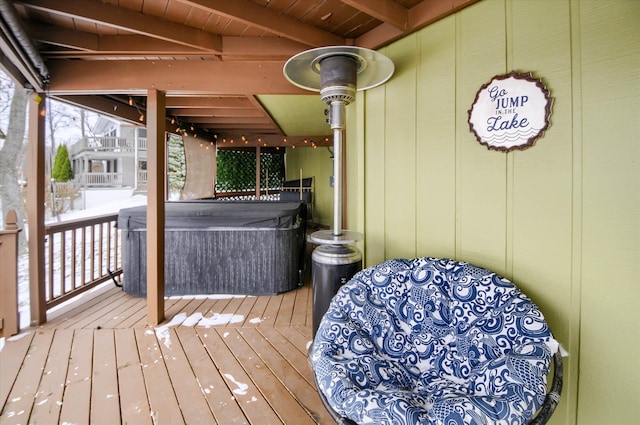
(468, 71), (552, 151)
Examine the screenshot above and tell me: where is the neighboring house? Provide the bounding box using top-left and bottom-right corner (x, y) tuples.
(67, 117), (148, 192)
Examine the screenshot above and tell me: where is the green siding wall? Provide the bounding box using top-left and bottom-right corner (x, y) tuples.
(343, 0), (638, 424)
(285, 146), (333, 227)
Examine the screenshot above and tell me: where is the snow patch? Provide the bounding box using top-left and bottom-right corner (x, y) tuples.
(197, 313), (244, 327)
(223, 374), (249, 395)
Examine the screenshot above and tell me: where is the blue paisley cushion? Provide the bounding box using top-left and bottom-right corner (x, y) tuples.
(311, 257), (559, 425)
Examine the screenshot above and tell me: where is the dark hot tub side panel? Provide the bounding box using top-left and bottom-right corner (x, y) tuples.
(118, 201), (306, 296)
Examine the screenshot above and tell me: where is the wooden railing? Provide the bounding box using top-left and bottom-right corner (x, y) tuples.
(68, 136), (148, 156)
(68, 136), (132, 156)
(0, 210), (21, 338)
(76, 172), (135, 187)
(42, 213), (122, 310)
(73, 171), (148, 189)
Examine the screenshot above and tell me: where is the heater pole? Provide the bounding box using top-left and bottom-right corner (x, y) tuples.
(330, 100), (346, 237)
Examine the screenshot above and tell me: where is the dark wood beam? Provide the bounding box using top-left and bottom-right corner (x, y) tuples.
(356, 0), (482, 49)
(17, 0), (222, 52)
(340, 0), (408, 30)
(45, 60), (308, 95)
(176, 0), (344, 47)
(408, 0), (482, 29)
(33, 27), (306, 60)
(221, 36), (308, 60)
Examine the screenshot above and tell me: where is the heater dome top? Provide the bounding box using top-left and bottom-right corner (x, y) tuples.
(283, 46), (394, 93)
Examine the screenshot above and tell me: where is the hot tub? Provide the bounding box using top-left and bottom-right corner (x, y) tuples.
(117, 201), (306, 296)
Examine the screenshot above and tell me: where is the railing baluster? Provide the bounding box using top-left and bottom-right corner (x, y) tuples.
(47, 233), (54, 299)
(71, 228), (77, 290)
(60, 230), (66, 295)
(90, 223), (95, 282)
(98, 222), (104, 277)
(81, 224), (86, 287)
(106, 221), (112, 273)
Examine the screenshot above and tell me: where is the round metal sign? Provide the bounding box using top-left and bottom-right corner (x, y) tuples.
(468, 71), (552, 152)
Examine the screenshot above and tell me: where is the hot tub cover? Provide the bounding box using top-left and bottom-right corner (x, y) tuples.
(311, 257), (559, 425)
(117, 201), (304, 230)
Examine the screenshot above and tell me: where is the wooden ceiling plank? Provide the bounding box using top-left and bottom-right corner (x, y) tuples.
(221, 36), (308, 59)
(16, 0), (222, 52)
(53, 95), (144, 124)
(28, 24), (99, 51)
(188, 116), (271, 125)
(175, 0), (344, 47)
(339, 0), (408, 30)
(166, 96), (254, 108)
(248, 95), (285, 135)
(168, 107), (265, 117)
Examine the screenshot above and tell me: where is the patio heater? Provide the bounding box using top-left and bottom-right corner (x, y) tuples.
(283, 46), (394, 336)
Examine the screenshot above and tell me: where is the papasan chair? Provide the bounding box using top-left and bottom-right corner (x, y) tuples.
(310, 257), (562, 425)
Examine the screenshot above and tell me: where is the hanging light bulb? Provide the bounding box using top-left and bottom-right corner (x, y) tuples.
(139, 114), (144, 121)
(170, 117), (175, 125)
(128, 96), (133, 106)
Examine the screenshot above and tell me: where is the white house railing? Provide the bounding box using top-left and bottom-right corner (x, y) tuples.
(68, 136), (132, 156)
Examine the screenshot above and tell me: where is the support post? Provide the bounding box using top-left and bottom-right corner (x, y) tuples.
(28, 92), (46, 325)
(0, 210), (22, 337)
(255, 145), (261, 199)
(146, 89), (166, 325)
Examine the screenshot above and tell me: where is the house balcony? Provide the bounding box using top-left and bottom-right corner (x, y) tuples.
(68, 136), (147, 157)
(74, 170), (148, 189)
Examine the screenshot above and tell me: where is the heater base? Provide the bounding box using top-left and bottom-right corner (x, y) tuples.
(309, 229), (363, 245)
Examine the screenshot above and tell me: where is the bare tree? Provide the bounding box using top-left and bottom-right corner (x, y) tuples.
(0, 73), (29, 252)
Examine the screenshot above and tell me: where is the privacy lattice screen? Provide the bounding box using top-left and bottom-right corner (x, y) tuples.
(216, 148), (284, 193)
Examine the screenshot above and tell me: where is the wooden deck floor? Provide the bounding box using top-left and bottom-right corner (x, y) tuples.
(0, 283), (336, 424)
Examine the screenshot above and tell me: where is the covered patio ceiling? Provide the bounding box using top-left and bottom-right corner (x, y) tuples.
(0, 0), (478, 146)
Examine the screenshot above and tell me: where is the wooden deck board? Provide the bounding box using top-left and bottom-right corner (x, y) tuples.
(135, 327), (186, 424)
(30, 329), (73, 425)
(91, 329), (121, 425)
(59, 329), (93, 425)
(114, 328), (153, 425)
(0, 283), (336, 424)
(0, 331), (35, 408)
(1, 331), (54, 425)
